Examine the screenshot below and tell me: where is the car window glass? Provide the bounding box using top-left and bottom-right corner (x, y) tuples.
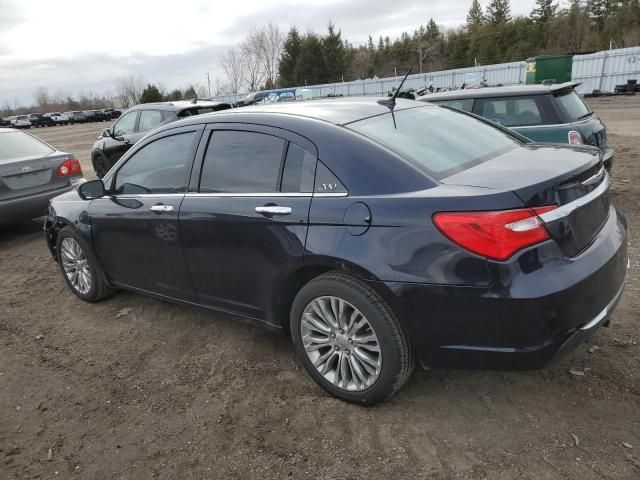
(479, 97), (543, 126)
(114, 132), (195, 194)
(0, 131), (54, 160)
(200, 131), (285, 193)
(281, 142), (316, 193)
(138, 110), (163, 132)
(436, 99), (474, 112)
(555, 91), (591, 121)
(113, 111), (137, 136)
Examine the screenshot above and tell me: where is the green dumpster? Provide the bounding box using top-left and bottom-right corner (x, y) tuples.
(526, 55), (573, 84)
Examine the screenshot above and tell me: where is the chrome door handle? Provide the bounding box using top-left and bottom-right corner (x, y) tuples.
(255, 206), (292, 216)
(149, 204), (174, 212)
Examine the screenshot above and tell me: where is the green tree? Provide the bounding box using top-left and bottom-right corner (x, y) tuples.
(183, 85), (197, 100)
(166, 88), (183, 101)
(139, 84), (162, 103)
(486, 0), (512, 25)
(467, 0), (485, 29)
(295, 33), (328, 85)
(323, 22), (345, 83)
(279, 27), (302, 87)
(587, 0), (611, 29)
(531, 0), (558, 23)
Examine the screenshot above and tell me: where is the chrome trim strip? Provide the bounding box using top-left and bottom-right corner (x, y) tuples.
(184, 192), (312, 198)
(581, 167), (605, 186)
(580, 279), (626, 331)
(538, 172), (609, 224)
(314, 192), (349, 197)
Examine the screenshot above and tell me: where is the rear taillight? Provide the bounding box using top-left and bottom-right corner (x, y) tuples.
(568, 130), (583, 144)
(433, 206), (558, 261)
(57, 158), (82, 177)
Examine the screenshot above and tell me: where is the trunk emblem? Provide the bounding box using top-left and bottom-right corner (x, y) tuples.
(581, 167), (605, 187)
(21, 166), (32, 172)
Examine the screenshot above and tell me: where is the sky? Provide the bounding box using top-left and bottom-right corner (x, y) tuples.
(0, 0), (535, 106)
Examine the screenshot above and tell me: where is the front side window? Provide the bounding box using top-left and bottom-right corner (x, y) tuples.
(477, 97), (545, 126)
(199, 130), (285, 193)
(113, 132), (195, 194)
(113, 111), (137, 136)
(138, 110), (163, 132)
(348, 106), (519, 180)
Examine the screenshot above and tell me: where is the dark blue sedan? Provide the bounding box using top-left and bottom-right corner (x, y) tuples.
(44, 98), (628, 404)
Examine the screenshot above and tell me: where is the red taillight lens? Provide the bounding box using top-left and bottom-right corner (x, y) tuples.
(57, 158), (82, 177)
(433, 206), (558, 261)
(568, 130), (583, 144)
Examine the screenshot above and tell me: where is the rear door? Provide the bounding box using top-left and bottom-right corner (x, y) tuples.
(179, 124), (315, 324)
(90, 126), (202, 300)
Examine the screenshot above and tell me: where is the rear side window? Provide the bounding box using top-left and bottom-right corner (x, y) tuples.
(0, 131), (54, 160)
(138, 110), (163, 132)
(435, 99), (474, 112)
(554, 91), (591, 121)
(200, 130), (285, 193)
(114, 132), (195, 194)
(348, 106), (519, 180)
(476, 97), (545, 126)
(281, 142), (315, 192)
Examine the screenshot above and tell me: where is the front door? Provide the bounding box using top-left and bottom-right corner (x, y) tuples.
(180, 126), (316, 324)
(90, 127), (202, 301)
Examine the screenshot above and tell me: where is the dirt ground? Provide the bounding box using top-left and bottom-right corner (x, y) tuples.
(1, 98), (639, 480)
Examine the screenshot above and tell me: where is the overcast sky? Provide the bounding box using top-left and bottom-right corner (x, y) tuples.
(0, 0), (536, 106)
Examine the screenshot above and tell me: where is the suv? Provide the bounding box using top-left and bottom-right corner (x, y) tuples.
(44, 112), (70, 126)
(417, 82), (614, 170)
(64, 111), (87, 124)
(8, 115), (31, 129)
(91, 100), (232, 177)
(102, 108), (122, 120)
(27, 113), (54, 127)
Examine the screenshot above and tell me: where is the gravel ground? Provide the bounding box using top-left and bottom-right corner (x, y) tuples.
(1, 97), (639, 479)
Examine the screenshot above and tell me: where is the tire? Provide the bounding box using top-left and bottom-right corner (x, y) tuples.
(56, 227), (113, 302)
(93, 154), (110, 179)
(290, 272), (414, 405)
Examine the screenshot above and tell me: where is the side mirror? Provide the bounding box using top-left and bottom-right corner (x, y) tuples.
(101, 128), (111, 138)
(78, 179), (106, 200)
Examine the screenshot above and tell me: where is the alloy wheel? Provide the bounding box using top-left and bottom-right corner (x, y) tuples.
(301, 296), (382, 391)
(60, 237), (92, 294)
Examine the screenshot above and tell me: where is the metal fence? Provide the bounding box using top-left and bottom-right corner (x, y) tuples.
(210, 46), (640, 103)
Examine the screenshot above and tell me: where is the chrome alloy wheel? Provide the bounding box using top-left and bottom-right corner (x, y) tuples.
(301, 296), (382, 391)
(60, 237), (92, 294)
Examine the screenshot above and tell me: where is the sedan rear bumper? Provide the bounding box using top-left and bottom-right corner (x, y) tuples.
(0, 177), (85, 224)
(373, 205), (628, 371)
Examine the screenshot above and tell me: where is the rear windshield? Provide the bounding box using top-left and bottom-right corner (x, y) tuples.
(17, 115), (28, 120)
(348, 106), (520, 179)
(554, 90), (591, 121)
(0, 131), (54, 161)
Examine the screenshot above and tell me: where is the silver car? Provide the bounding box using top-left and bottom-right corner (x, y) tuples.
(8, 115), (32, 129)
(0, 128), (84, 224)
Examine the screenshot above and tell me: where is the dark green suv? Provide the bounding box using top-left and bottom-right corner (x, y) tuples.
(417, 82), (614, 170)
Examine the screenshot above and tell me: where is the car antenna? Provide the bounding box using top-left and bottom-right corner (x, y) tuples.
(191, 95), (198, 104)
(378, 65), (414, 110)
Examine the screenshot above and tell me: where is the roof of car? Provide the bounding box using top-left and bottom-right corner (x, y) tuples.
(417, 81), (580, 102)
(192, 97), (430, 126)
(127, 100), (231, 113)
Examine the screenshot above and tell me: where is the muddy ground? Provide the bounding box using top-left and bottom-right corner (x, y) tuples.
(1, 97), (639, 479)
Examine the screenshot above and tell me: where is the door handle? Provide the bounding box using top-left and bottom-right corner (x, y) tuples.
(255, 206), (292, 216)
(150, 204), (174, 212)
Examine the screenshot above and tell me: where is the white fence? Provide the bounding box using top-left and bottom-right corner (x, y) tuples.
(210, 46), (639, 103)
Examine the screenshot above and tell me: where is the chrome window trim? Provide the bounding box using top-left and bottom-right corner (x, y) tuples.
(185, 192), (312, 198)
(538, 172), (610, 224)
(314, 192), (349, 197)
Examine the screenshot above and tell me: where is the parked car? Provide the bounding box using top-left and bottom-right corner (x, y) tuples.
(236, 91), (269, 107)
(64, 111), (87, 124)
(90, 100), (232, 178)
(102, 108), (122, 120)
(0, 128), (84, 224)
(8, 115), (31, 129)
(45, 98), (627, 404)
(90, 110), (108, 122)
(44, 112), (70, 126)
(83, 110), (96, 122)
(417, 82), (614, 170)
(27, 113), (55, 127)
(0, 117), (10, 127)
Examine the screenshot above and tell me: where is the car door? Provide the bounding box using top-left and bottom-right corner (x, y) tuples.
(90, 125), (203, 301)
(102, 110), (139, 166)
(179, 124), (316, 325)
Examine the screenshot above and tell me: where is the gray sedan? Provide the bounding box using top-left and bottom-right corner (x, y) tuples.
(0, 128), (84, 224)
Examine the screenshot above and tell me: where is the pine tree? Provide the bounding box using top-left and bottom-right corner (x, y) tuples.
(531, 0), (558, 23)
(426, 18), (441, 39)
(323, 23), (345, 83)
(587, 0), (611, 28)
(467, 0), (485, 28)
(486, 0), (512, 25)
(139, 84), (162, 103)
(279, 27), (302, 87)
(295, 33), (328, 85)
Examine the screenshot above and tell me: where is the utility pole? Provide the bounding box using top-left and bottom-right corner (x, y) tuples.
(206, 73), (211, 97)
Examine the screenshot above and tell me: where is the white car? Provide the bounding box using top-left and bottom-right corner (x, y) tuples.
(45, 112), (70, 126)
(8, 115), (31, 129)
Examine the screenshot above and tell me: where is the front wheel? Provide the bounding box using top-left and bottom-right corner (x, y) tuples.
(290, 272), (414, 405)
(93, 155), (110, 179)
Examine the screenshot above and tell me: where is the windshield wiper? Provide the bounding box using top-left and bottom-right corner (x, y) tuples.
(577, 112), (593, 120)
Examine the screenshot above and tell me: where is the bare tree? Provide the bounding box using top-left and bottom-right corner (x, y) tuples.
(114, 74), (145, 108)
(34, 87), (51, 110)
(351, 48), (372, 79)
(241, 34), (265, 92)
(219, 47), (245, 94)
(251, 23), (284, 89)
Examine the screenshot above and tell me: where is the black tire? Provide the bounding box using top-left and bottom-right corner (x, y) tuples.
(93, 154), (110, 179)
(56, 226), (113, 302)
(290, 272), (414, 405)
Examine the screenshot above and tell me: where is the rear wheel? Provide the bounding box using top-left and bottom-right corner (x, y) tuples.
(56, 227), (112, 302)
(290, 272), (414, 405)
